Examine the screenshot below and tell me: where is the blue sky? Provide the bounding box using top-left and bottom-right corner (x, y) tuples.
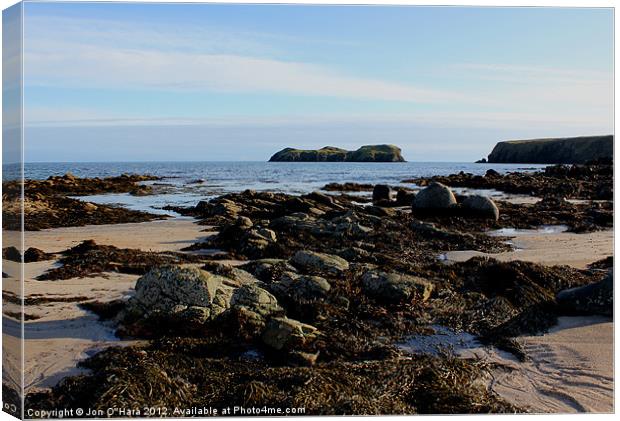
(20, 2), (613, 162)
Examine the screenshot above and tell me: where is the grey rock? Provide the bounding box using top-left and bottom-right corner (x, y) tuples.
(261, 317), (320, 351)
(271, 271), (331, 301)
(239, 259), (298, 282)
(361, 270), (434, 302)
(413, 182), (457, 209)
(231, 283), (282, 318)
(131, 266), (234, 321)
(462, 195), (500, 220)
(291, 250), (350, 275)
(556, 271), (612, 316)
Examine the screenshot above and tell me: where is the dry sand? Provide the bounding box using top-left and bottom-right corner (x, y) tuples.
(3, 218), (210, 393)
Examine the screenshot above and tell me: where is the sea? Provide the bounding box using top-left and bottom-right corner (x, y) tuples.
(16, 161), (547, 215)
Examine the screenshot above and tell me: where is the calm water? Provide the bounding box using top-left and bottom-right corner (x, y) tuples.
(17, 161), (546, 214)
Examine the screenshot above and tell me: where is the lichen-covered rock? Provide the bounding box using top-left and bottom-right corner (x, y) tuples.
(461, 195), (500, 220)
(291, 250), (350, 275)
(412, 182), (456, 210)
(130, 266), (234, 321)
(201, 261), (259, 287)
(556, 271), (613, 316)
(261, 317), (320, 351)
(231, 283), (282, 318)
(361, 270), (434, 302)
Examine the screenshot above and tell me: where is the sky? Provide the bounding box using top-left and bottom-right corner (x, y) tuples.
(15, 2), (614, 162)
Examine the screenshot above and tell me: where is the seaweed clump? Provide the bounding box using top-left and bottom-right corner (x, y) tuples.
(37, 240), (208, 281)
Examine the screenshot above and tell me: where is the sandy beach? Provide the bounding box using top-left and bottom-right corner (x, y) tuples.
(489, 316), (614, 413)
(3, 218), (211, 392)
(444, 229), (613, 269)
(4, 216), (613, 409)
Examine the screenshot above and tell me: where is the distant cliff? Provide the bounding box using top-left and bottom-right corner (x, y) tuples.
(487, 135), (613, 164)
(269, 145), (406, 162)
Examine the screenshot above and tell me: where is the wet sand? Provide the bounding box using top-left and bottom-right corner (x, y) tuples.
(489, 316), (614, 413)
(444, 229), (613, 269)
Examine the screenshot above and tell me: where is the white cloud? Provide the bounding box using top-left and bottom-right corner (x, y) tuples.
(23, 15), (613, 132)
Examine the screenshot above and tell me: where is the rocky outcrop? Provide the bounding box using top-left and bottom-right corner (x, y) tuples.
(487, 135), (613, 164)
(269, 144), (406, 162)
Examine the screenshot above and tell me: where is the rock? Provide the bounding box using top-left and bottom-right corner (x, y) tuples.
(236, 216), (254, 230)
(556, 271), (612, 316)
(485, 169), (500, 178)
(395, 189), (415, 206)
(239, 259), (298, 283)
(337, 247), (371, 262)
(291, 250), (350, 275)
(130, 266), (234, 321)
(201, 262), (258, 287)
(461, 195), (500, 220)
(271, 271), (331, 301)
(82, 202), (99, 212)
(261, 317), (320, 351)
(212, 199), (242, 218)
(240, 227), (277, 258)
(361, 270), (434, 302)
(475, 158), (487, 163)
(372, 185), (392, 203)
(231, 283), (282, 318)
(412, 182), (456, 210)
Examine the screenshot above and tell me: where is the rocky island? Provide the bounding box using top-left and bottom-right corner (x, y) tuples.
(269, 144), (406, 162)
(486, 135), (613, 164)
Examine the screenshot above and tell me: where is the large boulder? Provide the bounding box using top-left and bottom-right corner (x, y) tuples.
(461, 195), (500, 220)
(412, 182), (456, 210)
(130, 266), (235, 322)
(556, 271), (613, 316)
(291, 250), (350, 275)
(261, 317), (320, 351)
(361, 270), (434, 302)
